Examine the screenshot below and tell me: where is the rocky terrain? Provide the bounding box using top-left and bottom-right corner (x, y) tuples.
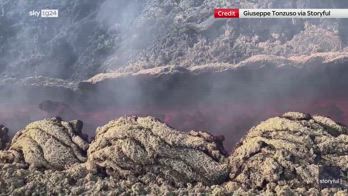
(10, 118), (88, 170)
(2, 50), (348, 152)
(87, 116), (228, 188)
(1, 0), (348, 152)
(1, 0), (348, 80)
(230, 112), (348, 194)
(1, 0), (348, 194)
(0, 113), (348, 195)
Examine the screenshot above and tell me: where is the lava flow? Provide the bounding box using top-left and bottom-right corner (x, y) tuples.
(2, 94), (348, 152)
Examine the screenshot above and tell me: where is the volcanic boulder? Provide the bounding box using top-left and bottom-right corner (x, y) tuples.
(87, 116), (229, 187)
(0, 125), (9, 149)
(229, 112), (348, 193)
(9, 117), (89, 169)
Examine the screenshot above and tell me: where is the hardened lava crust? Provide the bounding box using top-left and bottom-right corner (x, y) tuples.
(0, 113), (348, 195)
(229, 112), (348, 195)
(9, 118), (89, 170)
(87, 116), (229, 187)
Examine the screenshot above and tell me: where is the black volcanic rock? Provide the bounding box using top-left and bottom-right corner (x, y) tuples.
(0, 125), (9, 150)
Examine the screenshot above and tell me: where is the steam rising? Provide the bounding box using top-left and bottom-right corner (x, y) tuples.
(0, 0), (348, 150)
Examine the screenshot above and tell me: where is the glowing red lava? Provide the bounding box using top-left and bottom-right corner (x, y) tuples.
(2, 95), (347, 151)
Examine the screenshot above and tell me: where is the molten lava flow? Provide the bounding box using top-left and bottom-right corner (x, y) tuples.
(2, 95), (348, 151)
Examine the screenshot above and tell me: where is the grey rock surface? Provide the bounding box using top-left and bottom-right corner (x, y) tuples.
(87, 116), (229, 187)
